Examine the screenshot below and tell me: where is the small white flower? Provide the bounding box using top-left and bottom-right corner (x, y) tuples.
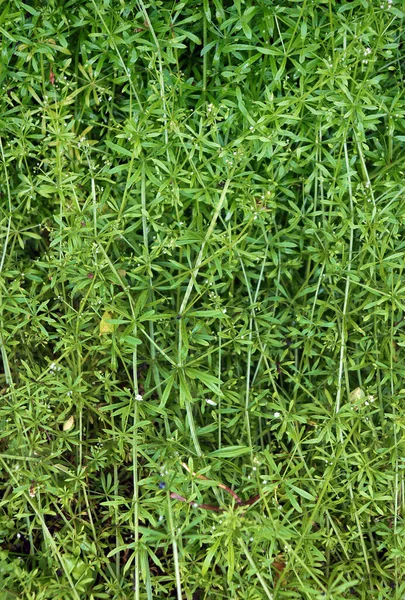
(205, 398), (217, 406)
(274, 412), (281, 418)
(135, 393), (143, 401)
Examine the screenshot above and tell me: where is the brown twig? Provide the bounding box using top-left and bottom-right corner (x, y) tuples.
(181, 462), (242, 503)
(169, 463), (261, 512)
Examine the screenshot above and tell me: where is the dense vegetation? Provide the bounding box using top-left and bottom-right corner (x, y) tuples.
(1, 0), (405, 598)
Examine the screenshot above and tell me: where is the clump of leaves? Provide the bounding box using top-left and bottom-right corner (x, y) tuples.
(1, 0), (405, 598)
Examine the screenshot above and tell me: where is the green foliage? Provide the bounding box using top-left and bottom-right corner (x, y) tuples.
(1, 0), (405, 598)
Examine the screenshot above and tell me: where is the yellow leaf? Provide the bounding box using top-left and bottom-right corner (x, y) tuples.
(100, 311), (115, 335)
(349, 387), (365, 410)
(349, 387), (365, 403)
(63, 415), (74, 431)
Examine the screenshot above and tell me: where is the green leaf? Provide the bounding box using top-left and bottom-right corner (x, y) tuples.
(285, 488), (302, 513)
(105, 140), (133, 157)
(160, 373), (174, 408)
(184, 367), (223, 396)
(120, 335), (142, 346)
(288, 484), (315, 502)
(209, 446), (251, 458)
(227, 542), (235, 583)
(187, 309), (226, 317)
(202, 539), (222, 575)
